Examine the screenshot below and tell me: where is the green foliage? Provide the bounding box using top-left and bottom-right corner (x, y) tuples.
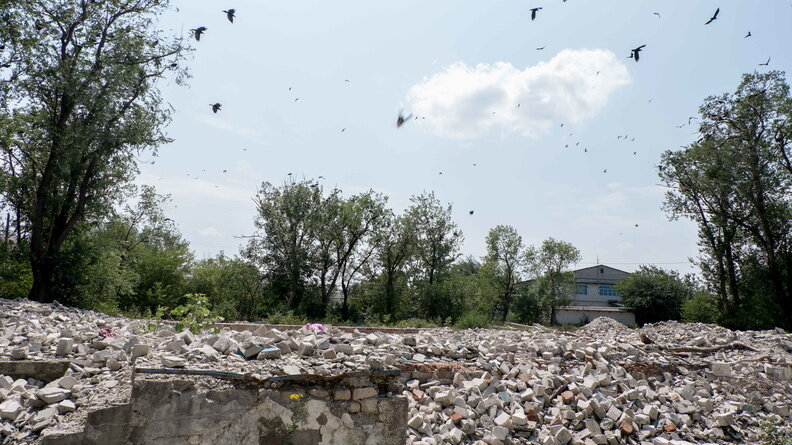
(616, 265), (694, 324)
(513, 285), (546, 324)
(759, 415), (790, 445)
(524, 238), (581, 323)
(262, 309), (309, 326)
(483, 225), (524, 322)
(682, 291), (722, 324)
(391, 318), (439, 328)
(454, 311), (492, 330)
(169, 294), (223, 334)
(184, 254), (263, 321)
(659, 71), (792, 329)
(0, 249), (31, 300)
(0, 0), (191, 302)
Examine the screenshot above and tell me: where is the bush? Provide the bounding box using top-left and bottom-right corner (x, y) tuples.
(454, 311), (491, 329)
(262, 309), (308, 325)
(512, 286), (545, 324)
(682, 292), (721, 324)
(169, 293), (223, 334)
(392, 318), (440, 328)
(615, 265), (693, 324)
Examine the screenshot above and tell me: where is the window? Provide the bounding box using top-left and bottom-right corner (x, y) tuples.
(576, 283), (588, 295)
(599, 285), (618, 297)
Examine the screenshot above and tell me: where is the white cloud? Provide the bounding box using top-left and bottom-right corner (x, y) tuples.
(198, 226), (223, 237)
(406, 49), (631, 139)
(195, 114), (259, 137)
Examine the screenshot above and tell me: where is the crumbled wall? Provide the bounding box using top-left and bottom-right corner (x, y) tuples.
(41, 377), (407, 445)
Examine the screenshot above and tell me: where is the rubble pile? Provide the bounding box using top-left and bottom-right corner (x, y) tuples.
(0, 298), (790, 445)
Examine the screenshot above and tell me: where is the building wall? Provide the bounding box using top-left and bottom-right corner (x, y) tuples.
(555, 307), (636, 326)
(569, 265), (630, 307)
(42, 378), (407, 445)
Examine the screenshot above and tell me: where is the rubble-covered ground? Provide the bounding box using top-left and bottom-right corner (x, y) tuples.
(1, 298), (791, 445)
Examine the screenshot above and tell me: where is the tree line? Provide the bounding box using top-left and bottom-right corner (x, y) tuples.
(1, 1), (789, 329)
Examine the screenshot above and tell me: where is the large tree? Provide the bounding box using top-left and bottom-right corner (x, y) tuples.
(660, 71), (792, 328)
(482, 225), (525, 322)
(0, 0), (189, 302)
(524, 237), (581, 324)
(406, 192), (463, 318)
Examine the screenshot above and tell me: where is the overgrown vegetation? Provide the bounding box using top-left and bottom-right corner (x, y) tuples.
(0, 4), (788, 332)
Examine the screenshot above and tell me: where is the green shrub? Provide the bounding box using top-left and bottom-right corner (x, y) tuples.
(392, 318), (440, 328)
(759, 415), (790, 445)
(262, 309), (308, 325)
(682, 291), (721, 324)
(454, 311), (491, 329)
(169, 293), (223, 334)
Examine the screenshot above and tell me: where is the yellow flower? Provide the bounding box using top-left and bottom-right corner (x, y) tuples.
(289, 393), (303, 400)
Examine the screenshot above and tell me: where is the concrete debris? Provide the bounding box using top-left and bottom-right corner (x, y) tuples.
(0, 298), (791, 444)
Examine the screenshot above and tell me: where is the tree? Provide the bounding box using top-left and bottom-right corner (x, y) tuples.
(406, 192), (463, 319)
(368, 211), (416, 319)
(482, 225), (524, 322)
(336, 191), (388, 318)
(246, 180), (322, 312)
(660, 71), (792, 329)
(186, 254), (264, 322)
(0, 0), (190, 302)
(524, 238), (581, 324)
(615, 265), (694, 324)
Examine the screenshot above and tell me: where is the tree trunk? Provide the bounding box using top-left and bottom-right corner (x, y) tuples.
(28, 255), (56, 303)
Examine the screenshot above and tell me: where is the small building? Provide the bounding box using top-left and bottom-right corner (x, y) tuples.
(569, 264), (631, 307)
(516, 264), (636, 326)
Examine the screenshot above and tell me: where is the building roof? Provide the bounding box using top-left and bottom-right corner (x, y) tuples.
(516, 264), (631, 287)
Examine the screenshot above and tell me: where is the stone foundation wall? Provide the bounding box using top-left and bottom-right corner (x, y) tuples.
(42, 376), (407, 445)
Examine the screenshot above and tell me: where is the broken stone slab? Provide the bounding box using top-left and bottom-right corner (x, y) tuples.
(161, 355), (187, 368)
(0, 360), (70, 383)
(0, 399), (23, 421)
(38, 386), (71, 404)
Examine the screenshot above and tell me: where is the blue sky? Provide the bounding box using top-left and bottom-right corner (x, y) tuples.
(140, 0), (792, 274)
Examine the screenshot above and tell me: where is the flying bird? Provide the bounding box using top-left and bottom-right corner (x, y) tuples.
(631, 45), (646, 62)
(529, 7), (542, 20)
(344, 79), (350, 82)
(191, 27), (207, 41)
(396, 110), (413, 128)
(688, 116), (697, 124)
(469, 210), (474, 215)
(759, 57), (770, 66)
(536, 46), (545, 50)
(744, 31), (751, 38)
(705, 8), (719, 25)
(603, 169), (607, 173)
(295, 98), (300, 102)
(209, 103), (221, 113)
(223, 9), (235, 23)
(653, 12), (661, 19)
(341, 128), (346, 132)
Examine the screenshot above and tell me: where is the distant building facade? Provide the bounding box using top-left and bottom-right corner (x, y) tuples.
(569, 264), (631, 307)
(517, 264), (635, 325)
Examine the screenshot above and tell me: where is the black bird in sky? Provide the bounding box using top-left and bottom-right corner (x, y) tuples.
(191, 27), (207, 41)
(223, 9), (235, 23)
(759, 57), (770, 66)
(653, 12), (661, 19)
(631, 45), (646, 62)
(529, 7), (542, 20)
(744, 31), (751, 38)
(688, 116), (697, 124)
(536, 46), (545, 50)
(705, 8), (719, 25)
(603, 169), (607, 173)
(209, 103), (221, 113)
(469, 210), (474, 215)
(584, 148), (587, 152)
(341, 128), (346, 132)
(397, 110), (413, 128)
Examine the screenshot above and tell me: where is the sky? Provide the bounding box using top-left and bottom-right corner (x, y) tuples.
(139, 0), (792, 274)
